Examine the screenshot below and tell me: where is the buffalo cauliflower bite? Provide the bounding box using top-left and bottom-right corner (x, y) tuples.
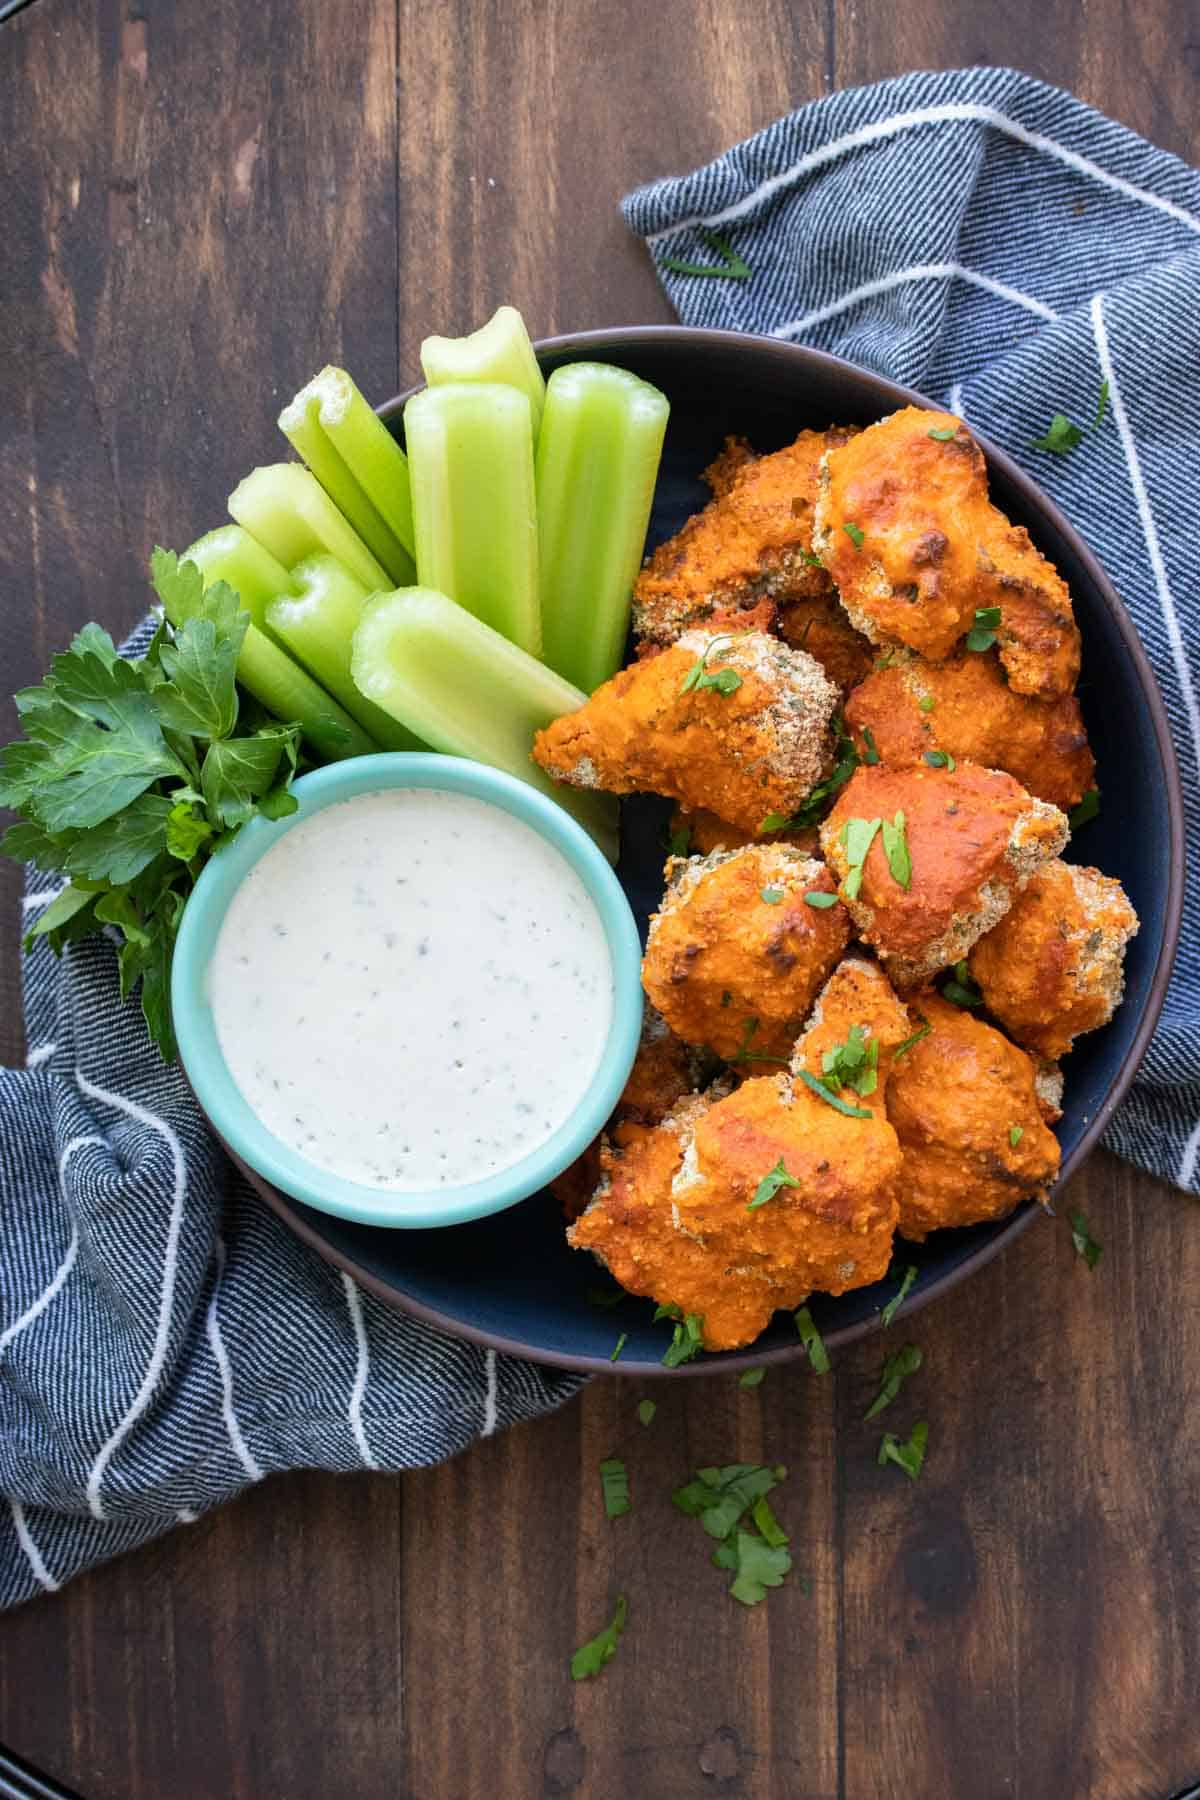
(820, 761), (1068, 986)
(843, 650), (1095, 812)
(568, 959), (911, 1350)
(886, 994), (1061, 1241)
(813, 408), (1080, 696)
(967, 859), (1139, 1060)
(633, 428), (856, 646)
(668, 802), (820, 859)
(532, 629), (840, 835)
(641, 845), (850, 1060)
(776, 589), (876, 693)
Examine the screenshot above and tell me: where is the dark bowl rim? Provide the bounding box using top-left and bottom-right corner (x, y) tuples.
(249, 323), (1185, 1377)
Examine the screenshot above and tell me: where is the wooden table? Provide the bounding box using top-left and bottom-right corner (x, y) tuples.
(1, 2), (1197, 1795)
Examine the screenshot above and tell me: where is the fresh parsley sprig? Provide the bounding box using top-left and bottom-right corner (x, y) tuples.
(679, 635), (743, 698)
(570, 1595), (628, 1680)
(0, 551), (301, 1060)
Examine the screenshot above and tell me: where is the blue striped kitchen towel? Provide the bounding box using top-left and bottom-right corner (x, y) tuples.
(624, 66), (1200, 1194)
(0, 637), (583, 1607)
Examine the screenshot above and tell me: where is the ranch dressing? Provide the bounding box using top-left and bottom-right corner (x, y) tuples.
(209, 788), (614, 1191)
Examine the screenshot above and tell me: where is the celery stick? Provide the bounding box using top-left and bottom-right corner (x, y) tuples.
(228, 464), (391, 595)
(404, 384), (541, 656)
(420, 306), (546, 439)
(169, 551), (379, 762)
(267, 554), (424, 753)
(278, 368), (416, 584)
(351, 588), (618, 860)
(182, 524), (299, 634)
(536, 362), (669, 693)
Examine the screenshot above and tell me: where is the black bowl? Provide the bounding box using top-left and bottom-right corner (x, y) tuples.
(243, 326), (1184, 1375)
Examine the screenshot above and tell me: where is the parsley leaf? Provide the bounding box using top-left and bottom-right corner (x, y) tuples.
(1032, 413), (1085, 455)
(738, 1367), (766, 1389)
(794, 1305), (830, 1373)
(760, 886), (785, 905)
(570, 1595), (627, 1680)
(864, 1344), (923, 1420)
(928, 425), (958, 441)
(662, 1312), (705, 1368)
(838, 814), (882, 901)
(843, 522), (865, 550)
(728, 1531), (792, 1606)
(599, 1457), (630, 1520)
(965, 604), (1002, 652)
(820, 1023), (879, 1097)
(758, 810), (792, 833)
(878, 1419), (929, 1480)
(880, 1264), (918, 1328)
(861, 726), (881, 765)
(728, 1016), (790, 1067)
(1069, 1209), (1102, 1270)
(804, 890), (839, 909)
(924, 748), (956, 771)
(668, 824), (693, 857)
(1069, 788), (1100, 830)
(673, 1463), (786, 1539)
(661, 229), (752, 281)
(941, 959), (983, 1009)
(748, 1156), (801, 1212)
(679, 635), (743, 697)
(892, 1017), (931, 1062)
(880, 810), (912, 889)
(789, 718), (859, 830)
(637, 1399), (657, 1426)
(1009, 1124), (1024, 1148)
(918, 694), (936, 712)
(610, 1332), (628, 1363)
(797, 1068), (873, 1118)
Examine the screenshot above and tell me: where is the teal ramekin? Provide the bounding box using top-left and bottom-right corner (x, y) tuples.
(171, 753), (644, 1228)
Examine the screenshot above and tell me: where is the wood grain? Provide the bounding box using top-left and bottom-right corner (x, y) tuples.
(1, 1), (1197, 1797)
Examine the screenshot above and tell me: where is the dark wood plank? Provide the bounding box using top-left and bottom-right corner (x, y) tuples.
(2, 1), (1198, 1798)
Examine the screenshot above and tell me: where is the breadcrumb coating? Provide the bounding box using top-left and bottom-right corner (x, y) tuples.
(968, 859), (1139, 1059)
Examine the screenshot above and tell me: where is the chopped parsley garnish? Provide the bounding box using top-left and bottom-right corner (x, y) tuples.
(667, 824), (693, 857)
(674, 1462), (786, 1538)
(637, 1399), (656, 1427)
(794, 1305), (830, 1373)
(675, 1465), (794, 1608)
(719, 1530), (793, 1606)
(600, 1457), (630, 1520)
(801, 550), (824, 568)
(924, 748), (956, 770)
(880, 1263), (918, 1327)
(880, 810), (912, 889)
(610, 1332), (628, 1363)
(1009, 1124), (1024, 1148)
(878, 1419), (929, 1480)
(838, 814), (882, 901)
(965, 605), (1003, 652)
(928, 425), (958, 441)
(918, 694), (936, 712)
(760, 886), (785, 905)
(892, 1017), (931, 1061)
(790, 717), (859, 829)
(843, 522), (865, 550)
(570, 1595), (627, 1680)
(679, 635), (743, 697)
(820, 1024), (879, 1097)
(748, 1156), (801, 1212)
(653, 1301), (682, 1321)
(663, 1312), (705, 1367)
(942, 960), (983, 1009)
(1032, 413), (1085, 455)
(1095, 379), (1110, 428)
(1069, 1209), (1102, 1270)
(738, 1367), (766, 1389)
(797, 1068), (873, 1117)
(804, 890), (839, 909)
(661, 228), (752, 282)
(861, 726), (881, 765)
(758, 810), (792, 833)
(750, 1495), (789, 1548)
(1069, 788), (1100, 830)
(864, 1344), (923, 1420)
(729, 1016), (790, 1067)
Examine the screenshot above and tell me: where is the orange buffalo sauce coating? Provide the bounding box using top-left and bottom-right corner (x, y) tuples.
(887, 995), (1061, 1241)
(822, 762), (1062, 974)
(568, 958), (911, 1350)
(843, 652), (1095, 812)
(968, 860), (1139, 1061)
(642, 847), (850, 1060)
(776, 589), (876, 692)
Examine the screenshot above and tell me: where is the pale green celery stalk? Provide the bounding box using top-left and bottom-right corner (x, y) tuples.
(182, 524), (299, 634)
(420, 306), (546, 439)
(536, 362), (669, 694)
(278, 368), (416, 584)
(169, 542), (378, 762)
(228, 464), (391, 595)
(404, 384), (541, 656)
(266, 554), (424, 753)
(351, 588), (618, 861)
